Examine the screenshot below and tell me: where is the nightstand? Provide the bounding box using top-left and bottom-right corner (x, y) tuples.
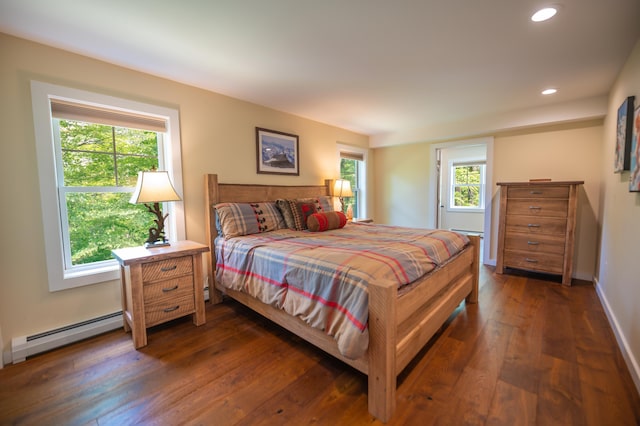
(112, 240), (209, 348)
(352, 218), (373, 223)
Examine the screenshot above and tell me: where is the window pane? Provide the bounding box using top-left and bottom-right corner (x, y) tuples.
(62, 151), (116, 186)
(340, 158), (358, 215)
(115, 127), (158, 156)
(454, 165), (481, 185)
(66, 192), (155, 265)
(453, 186), (480, 207)
(59, 120), (113, 152)
(117, 155), (158, 187)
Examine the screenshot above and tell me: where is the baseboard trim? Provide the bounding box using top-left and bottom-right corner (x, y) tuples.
(594, 277), (640, 394)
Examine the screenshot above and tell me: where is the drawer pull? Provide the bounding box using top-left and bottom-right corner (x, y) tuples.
(530, 190), (543, 195)
(527, 241), (540, 245)
(528, 206), (542, 210)
(527, 224), (541, 228)
(525, 258), (538, 263)
(162, 285), (179, 293)
(161, 265), (178, 272)
(163, 305), (180, 313)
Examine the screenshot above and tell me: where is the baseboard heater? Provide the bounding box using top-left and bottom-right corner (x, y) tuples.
(11, 311), (123, 363)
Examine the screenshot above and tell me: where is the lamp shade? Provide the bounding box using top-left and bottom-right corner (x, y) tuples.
(333, 179), (353, 198)
(129, 171), (181, 204)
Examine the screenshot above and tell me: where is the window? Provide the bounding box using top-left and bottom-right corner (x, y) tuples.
(449, 162), (485, 211)
(338, 145), (367, 219)
(32, 81), (185, 291)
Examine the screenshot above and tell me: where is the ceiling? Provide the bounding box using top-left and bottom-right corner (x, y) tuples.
(1, 0), (639, 147)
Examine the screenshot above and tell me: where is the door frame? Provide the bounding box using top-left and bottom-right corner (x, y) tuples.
(429, 137), (494, 266)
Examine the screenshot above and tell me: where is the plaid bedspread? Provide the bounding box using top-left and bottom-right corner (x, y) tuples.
(215, 223), (469, 359)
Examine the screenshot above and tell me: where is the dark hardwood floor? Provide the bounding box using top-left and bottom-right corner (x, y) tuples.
(1, 264), (639, 425)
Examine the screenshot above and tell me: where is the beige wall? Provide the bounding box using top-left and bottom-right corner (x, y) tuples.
(491, 123), (602, 281)
(598, 40), (640, 388)
(374, 123), (602, 281)
(373, 142), (431, 227)
(0, 33), (369, 360)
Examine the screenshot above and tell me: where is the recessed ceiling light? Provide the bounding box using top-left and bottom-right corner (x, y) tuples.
(542, 88), (557, 95)
(531, 7), (557, 22)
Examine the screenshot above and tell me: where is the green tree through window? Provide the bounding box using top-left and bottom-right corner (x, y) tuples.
(451, 164), (484, 208)
(340, 158), (358, 216)
(58, 120), (159, 265)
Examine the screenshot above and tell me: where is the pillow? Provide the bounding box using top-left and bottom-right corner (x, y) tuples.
(307, 211), (348, 232)
(296, 196), (334, 212)
(215, 202), (285, 238)
(276, 199), (317, 231)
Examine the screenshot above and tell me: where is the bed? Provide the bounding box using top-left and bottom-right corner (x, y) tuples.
(204, 173), (479, 422)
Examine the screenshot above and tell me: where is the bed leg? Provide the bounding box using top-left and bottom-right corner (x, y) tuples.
(368, 282), (397, 423)
(210, 287), (223, 304)
(466, 235), (480, 304)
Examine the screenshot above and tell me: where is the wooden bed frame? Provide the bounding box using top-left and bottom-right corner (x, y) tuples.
(204, 173), (479, 422)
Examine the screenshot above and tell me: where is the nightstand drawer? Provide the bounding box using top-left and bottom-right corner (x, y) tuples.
(145, 294), (195, 327)
(504, 250), (564, 274)
(504, 233), (565, 255)
(505, 215), (567, 235)
(143, 275), (194, 302)
(142, 256), (192, 282)
(507, 186), (569, 199)
(506, 199), (568, 217)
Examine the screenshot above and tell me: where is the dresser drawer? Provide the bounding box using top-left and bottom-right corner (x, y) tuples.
(505, 215), (567, 235)
(503, 250), (564, 274)
(142, 256), (193, 282)
(143, 275), (194, 302)
(504, 233), (565, 255)
(507, 185), (569, 199)
(506, 199), (568, 217)
(145, 294), (195, 327)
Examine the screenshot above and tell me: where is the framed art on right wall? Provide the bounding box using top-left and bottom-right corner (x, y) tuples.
(615, 96), (635, 173)
(629, 105), (640, 192)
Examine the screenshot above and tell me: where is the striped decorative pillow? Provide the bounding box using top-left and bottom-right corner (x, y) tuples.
(298, 196), (334, 212)
(276, 196), (334, 231)
(276, 199), (317, 231)
(215, 202), (285, 238)
(307, 211), (347, 232)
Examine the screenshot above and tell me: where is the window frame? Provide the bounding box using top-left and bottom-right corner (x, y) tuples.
(447, 161), (486, 213)
(337, 144), (367, 219)
(31, 81), (185, 291)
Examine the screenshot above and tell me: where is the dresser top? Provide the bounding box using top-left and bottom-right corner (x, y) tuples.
(496, 180), (584, 186)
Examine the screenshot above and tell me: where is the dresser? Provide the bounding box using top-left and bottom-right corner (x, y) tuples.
(495, 181), (583, 286)
(112, 241), (209, 348)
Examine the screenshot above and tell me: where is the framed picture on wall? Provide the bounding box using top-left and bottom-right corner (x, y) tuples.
(615, 96), (634, 173)
(629, 105), (640, 192)
(256, 127), (299, 176)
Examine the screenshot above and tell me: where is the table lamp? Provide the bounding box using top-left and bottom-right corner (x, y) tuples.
(333, 179), (353, 213)
(130, 170), (181, 248)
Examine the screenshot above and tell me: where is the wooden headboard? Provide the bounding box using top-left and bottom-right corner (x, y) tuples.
(204, 173), (332, 301)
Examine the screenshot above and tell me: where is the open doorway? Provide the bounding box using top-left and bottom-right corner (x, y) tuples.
(430, 137), (494, 266)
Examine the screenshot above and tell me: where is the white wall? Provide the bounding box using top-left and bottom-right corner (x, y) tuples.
(597, 39), (640, 391)
(0, 325), (3, 368)
(439, 144), (486, 233)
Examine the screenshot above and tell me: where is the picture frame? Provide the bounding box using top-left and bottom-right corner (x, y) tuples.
(629, 105), (640, 192)
(256, 127), (299, 176)
(615, 96), (635, 173)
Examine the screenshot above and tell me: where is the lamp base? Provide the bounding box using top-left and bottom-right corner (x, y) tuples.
(144, 240), (171, 249)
